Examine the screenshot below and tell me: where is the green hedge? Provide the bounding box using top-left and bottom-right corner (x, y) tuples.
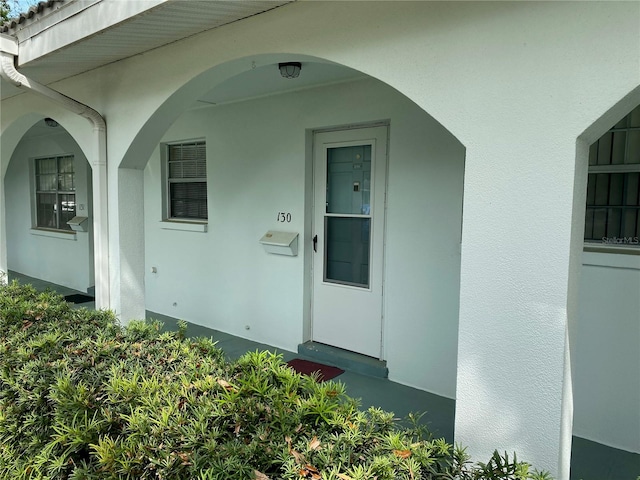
(0, 281), (552, 480)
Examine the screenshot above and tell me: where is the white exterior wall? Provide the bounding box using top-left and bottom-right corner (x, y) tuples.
(5, 130), (93, 292)
(144, 78), (465, 398)
(574, 253), (640, 454)
(1, 2), (639, 477)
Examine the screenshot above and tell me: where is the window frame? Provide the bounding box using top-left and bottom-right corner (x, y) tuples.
(162, 139), (208, 223)
(584, 109), (640, 252)
(32, 154), (77, 232)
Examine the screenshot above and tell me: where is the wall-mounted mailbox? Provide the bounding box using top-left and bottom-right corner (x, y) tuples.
(67, 216), (89, 232)
(259, 231), (298, 256)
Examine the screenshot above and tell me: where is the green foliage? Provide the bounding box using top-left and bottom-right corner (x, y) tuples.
(0, 281), (553, 479)
(1, 1), (9, 22)
(2, 0), (40, 22)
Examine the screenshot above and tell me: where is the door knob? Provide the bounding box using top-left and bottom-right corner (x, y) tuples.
(313, 235), (318, 252)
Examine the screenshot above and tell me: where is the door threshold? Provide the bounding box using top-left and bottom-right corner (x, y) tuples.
(297, 341), (388, 379)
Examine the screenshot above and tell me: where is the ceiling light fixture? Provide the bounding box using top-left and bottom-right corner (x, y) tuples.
(44, 117), (59, 127)
(279, 62), (301, 79)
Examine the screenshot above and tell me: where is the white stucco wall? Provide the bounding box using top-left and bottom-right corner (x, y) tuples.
(574, 252), (640, 454)
(5, 129), (93, 292)
(144, 78), (465, 399)
(1, 1), (639, 477)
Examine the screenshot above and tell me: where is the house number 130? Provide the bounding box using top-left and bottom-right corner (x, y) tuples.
(277, 212), (292, 223)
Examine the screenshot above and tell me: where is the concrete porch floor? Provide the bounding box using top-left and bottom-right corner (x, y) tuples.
(5, 271), (640, 480)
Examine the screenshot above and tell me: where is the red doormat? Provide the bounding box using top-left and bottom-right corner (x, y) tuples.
(286, 359), (344, 382)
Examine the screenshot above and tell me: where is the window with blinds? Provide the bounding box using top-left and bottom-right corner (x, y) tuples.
(167, 141), (207, 220)
(585, 105), (640, 247)
(34, 155), (76, 231)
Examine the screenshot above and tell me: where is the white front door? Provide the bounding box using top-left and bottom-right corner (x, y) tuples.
(312, 125), (388, 359)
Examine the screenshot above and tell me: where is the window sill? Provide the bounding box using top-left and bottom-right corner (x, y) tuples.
(583, 243), (639, 256)
(160, 220), (207, 233)
(30, 228), (77, 241)
(583, 247), (640, 270)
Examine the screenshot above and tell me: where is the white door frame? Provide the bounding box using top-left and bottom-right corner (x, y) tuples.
(309, 123), (389, 359)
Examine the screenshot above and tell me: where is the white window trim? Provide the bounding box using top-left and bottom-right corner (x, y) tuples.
(159, 220), (207, 233)
(161, 138), (208, 225)
(29, 228), (77, 240)
(31, 153), (77, 233)
(584, 243), (640, 255)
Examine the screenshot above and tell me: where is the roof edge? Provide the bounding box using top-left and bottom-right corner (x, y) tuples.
(0, 33), (18, 55)
(1, 0), (65, 35)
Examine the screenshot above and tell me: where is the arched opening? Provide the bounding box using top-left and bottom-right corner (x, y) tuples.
(4, 117), (95, 302)
(571, 94), (640, 479)
(115, 54), (465, 428)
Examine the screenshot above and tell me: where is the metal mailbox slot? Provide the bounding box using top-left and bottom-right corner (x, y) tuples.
(66, 216), (89, 232)
(259, 231), (298, 256)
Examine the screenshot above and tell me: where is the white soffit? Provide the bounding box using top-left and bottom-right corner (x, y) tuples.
(196, 61), (366, 107)
(0, 81), (22, 98)
(2, 0), (291, 99)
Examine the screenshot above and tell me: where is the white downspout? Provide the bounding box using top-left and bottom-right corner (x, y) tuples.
(0, 37), (110, 309)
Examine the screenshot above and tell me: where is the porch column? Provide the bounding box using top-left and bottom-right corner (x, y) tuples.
(0, 176), (6, 284)
(455, 136), (583, 480)
(109, 167), (146, 323)
(91, 127), (110, 310)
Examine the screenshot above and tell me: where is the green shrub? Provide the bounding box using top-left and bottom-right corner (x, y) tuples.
(0, 282), (552, 480)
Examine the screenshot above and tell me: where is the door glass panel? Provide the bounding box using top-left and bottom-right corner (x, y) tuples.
(324, 217), (370, 287)
(326, 145), (371, 214)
